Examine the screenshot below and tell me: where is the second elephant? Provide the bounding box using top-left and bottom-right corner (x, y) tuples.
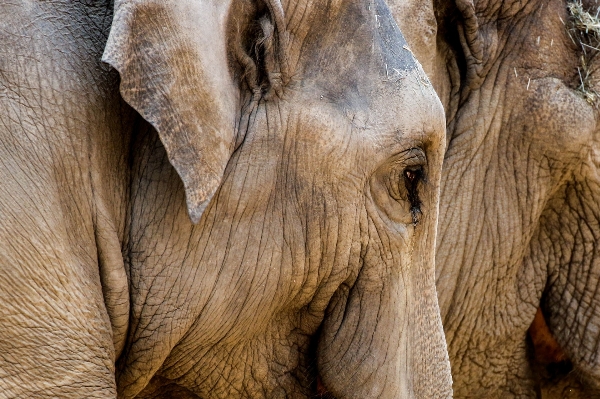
(394, 0), (600, 397)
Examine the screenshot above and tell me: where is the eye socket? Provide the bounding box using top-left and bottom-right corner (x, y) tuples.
(376, 149), (427, 227)
(403, 167), (423, 225)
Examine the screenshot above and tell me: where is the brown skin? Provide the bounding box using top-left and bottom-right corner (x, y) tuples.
(393, 0), (600, 397)
(0, 0), (452, 398)
(0, 2), (131, 396)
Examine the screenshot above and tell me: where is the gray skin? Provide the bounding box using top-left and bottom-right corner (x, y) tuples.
(392, 0), (600, 397)
(0, 0), (452, 398)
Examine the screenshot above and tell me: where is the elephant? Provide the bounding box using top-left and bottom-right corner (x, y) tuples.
(0, 0), (453, 398)
(392, 0), (600, 397)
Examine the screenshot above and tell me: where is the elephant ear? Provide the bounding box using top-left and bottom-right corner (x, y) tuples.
(539, 156), (600, 389)
(102, 0), (239, 224)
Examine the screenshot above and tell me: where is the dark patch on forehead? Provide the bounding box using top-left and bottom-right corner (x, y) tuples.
(373, 0), (417, 75)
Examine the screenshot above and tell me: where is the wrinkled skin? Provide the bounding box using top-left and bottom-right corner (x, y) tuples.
(0, 0), (452, 398)
(393, 0), (600, 397)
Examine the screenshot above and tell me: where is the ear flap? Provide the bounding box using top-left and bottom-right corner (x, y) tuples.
(103, 0), (239, 223)
(538, 162), (600, 390)
(452, 0), (485, 93)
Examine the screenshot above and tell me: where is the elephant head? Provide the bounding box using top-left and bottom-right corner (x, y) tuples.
(98, 0), (452, 397)
(392, 0), (600, 397)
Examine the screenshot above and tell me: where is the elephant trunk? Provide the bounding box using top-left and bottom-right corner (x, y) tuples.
(316, 218), (452, 398)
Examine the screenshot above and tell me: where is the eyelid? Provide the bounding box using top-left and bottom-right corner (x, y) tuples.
(387, 147), (427, 168)
(403, 147), (427, 167)
(389, 148), (427, 177)
(384, 148), (426, 200)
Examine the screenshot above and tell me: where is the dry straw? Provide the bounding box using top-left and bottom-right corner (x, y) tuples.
(566, 0), (600, 105)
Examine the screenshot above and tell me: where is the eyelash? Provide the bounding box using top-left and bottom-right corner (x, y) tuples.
(403, 167), (423, 226)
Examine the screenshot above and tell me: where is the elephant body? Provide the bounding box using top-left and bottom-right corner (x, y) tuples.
(0, 2), (131, 396)
(0, 1), (452, 398)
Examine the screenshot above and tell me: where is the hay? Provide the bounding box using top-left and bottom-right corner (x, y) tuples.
(566, 0), (600, 105)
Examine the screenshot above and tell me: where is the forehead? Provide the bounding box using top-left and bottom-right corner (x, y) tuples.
(267, 0), (445, 163)
(279, 77), (443, 171)
(292, 0), (417, 80)
(287, 0), (438, 120)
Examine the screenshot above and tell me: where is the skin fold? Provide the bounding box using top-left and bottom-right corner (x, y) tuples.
(0, 0), (452, 398)
(392, 0), (600, 397)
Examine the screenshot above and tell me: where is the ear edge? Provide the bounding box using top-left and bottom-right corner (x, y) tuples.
(102, 1), (235, 224)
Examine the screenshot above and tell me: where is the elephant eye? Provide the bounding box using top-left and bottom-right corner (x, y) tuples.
(403, 167), (423, 225)
(380, 149), (426, 226)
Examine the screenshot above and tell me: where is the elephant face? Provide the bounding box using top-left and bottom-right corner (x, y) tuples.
(102, 0), (451, 398)
(392, 0), (600, 397)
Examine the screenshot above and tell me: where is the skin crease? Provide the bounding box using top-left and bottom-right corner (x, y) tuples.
(0, 0), (453, 398)
(392, 0), (600, 397)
